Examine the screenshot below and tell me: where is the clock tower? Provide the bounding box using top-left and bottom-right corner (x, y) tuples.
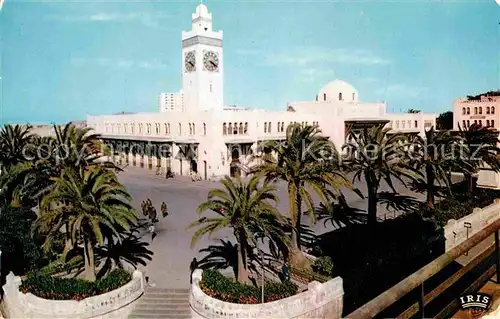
(181, 3), (223, 113)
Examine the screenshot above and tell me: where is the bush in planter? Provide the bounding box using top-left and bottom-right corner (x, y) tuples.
(312, 256), (334, 277)
(20, 268), (132, 300)
(200, 269), (298, 304)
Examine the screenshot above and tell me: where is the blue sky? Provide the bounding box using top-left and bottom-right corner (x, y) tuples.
(1, 0), (499, 125)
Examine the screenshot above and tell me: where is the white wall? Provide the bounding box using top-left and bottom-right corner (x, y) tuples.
(189, 269), (344, 319)
(443, 199), (500, 251)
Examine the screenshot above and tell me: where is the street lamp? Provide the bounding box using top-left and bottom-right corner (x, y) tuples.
(260, 249), (265, 303)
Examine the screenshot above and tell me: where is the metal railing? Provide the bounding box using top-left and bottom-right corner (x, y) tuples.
(346, 216), (500, 319)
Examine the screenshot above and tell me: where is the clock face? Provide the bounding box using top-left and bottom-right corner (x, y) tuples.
(185, 51), (196, 72)
(203, 51), (219, 72)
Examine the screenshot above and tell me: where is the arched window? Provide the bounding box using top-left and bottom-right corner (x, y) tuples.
(124, 124), (128, 133)
(487, 120), (490, 126)
(467, 107), (470, 114)
(479, 120), (482, 127)
(244, 122), (248, 134)
(479, 107), (483, 114)
(203, 123), (206, 136)
(474, 107), (478, 114)
(178, 123), (182, 135)
(352, 93), (355, 101)
(131, 124), (135, 133)
(462, 107), (466, 114)
(463, 120), (466, 127)
(264, 122), (267, 133)
(189, 123), (192, 135)
(167, 123), (171, 135)
(228, 123), (233, 135)
(487, 107), (491, 114)
(267, 122), (271, 133)
(339, 92), (343, 101)
(192, 123), (196, 135)
(492, 106), (496, 114)
(233, 123), (238, 135)
(324, 93), (327, 101)
(492, 120), (495, 127)
(467, 120), (470, 127)
(238, 123), (243, 135)
(223, 123), (227, 135)
(165, 123), (168, 135)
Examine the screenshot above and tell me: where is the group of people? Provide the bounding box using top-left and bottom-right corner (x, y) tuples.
(141, 198), (169, 241)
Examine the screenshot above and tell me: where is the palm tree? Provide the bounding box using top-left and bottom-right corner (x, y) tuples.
(407, 109), (421, 114)
(0, 124), (33, 169)
(35, 167), (137, 281)
(251, 123), (348, 264)
(343, 124), (418, 225)
(95, 227), (153, 279)
(188, 175), (285, 283)
(409, 127), (467, 209)
(457, 123), (500, 195)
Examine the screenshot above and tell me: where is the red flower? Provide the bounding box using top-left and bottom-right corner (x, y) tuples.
(220, 207), (224, 213)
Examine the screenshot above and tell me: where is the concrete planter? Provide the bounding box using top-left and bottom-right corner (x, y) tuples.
(0, 270), (145, 319)
(189, 269), (344, 319)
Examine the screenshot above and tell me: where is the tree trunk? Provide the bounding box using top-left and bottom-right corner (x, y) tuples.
(289, 190), (308, 267)
(236, 239), (249, 283)
(83, 235), (96, 281)
(465, 173), (477, 195)
(365, 172), (378, 225)
(426, 165), (435, 209)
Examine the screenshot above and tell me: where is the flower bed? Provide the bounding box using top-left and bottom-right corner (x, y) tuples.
(19, 269), (132, 301)
(200, 269), (298, 304)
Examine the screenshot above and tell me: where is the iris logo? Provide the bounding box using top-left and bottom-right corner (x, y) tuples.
(459, 293), (491, 318)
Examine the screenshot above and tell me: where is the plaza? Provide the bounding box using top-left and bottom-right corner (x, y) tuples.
(119, 165), (453, 289)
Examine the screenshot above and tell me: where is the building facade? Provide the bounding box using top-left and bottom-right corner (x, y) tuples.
(86, 3), (436, 180)
(453, 94), (500, 131)
(159, 91), (184, 112)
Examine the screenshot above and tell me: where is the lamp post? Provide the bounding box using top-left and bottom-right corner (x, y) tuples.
(260, 249), (265, 303)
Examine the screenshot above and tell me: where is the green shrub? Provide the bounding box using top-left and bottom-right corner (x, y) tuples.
(312, 256), (334, 277)
(200, 269), (298, 304)
(20, 269), (132, 300)
(29, 256), (84, 277)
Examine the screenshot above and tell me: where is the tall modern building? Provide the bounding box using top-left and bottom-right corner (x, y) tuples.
(159, 91), (184, 112)
(86, 3), (436, 180)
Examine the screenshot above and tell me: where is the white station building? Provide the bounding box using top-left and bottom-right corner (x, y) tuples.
(86, 3), (436, 180)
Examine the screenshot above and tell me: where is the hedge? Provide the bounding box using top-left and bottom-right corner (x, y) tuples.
(200, 269), (298, 304)
(20, 269), (132, 301)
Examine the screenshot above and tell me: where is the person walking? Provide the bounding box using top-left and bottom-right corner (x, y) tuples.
(149, 223), (157, 241)
(190, 257), (198, 284)
(282, 261), (290, 281)
(161, 202), (168, 218)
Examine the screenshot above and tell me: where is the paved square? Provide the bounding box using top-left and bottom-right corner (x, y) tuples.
(118, 167), (435, 288)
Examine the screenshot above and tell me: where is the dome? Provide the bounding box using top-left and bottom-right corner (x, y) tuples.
(195, 3), (210, 18)
(317, 80), (359, 103)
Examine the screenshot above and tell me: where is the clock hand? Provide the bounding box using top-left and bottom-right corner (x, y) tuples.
(210, 61), (216, 67)
(189, 61), (194, 67)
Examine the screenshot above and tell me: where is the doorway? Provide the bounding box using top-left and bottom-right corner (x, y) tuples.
(204, 161), (207, 180)
(190, 160), (198, 173)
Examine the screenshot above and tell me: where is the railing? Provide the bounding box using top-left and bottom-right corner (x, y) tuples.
(346, 216), (500, 319)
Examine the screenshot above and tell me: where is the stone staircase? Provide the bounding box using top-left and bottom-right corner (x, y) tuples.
(128, 287), (191, 319)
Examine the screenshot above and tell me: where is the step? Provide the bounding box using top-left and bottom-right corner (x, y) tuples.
(134, 303), (189, 310)
(129, 310), (190, 317)
(129, 314), (191, 319)
(146, 288), (190, 294)
(138, 297), (189, 303)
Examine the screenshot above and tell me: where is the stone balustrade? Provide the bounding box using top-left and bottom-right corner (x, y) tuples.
(444, 199), (500, 251)
(189, 269), (343, 319)
(0, 270), (144, 319)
